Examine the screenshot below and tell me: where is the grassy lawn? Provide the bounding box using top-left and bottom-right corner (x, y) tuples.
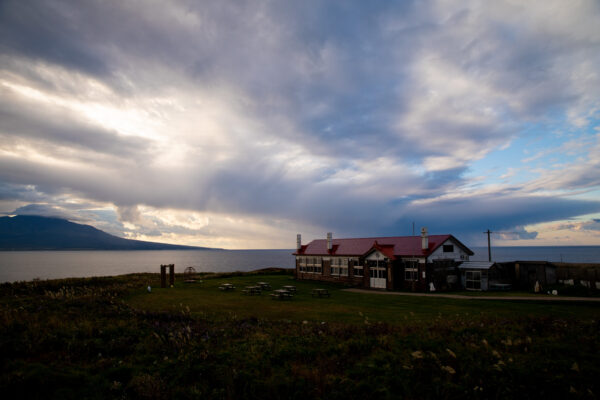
(2, 270), (599, 399)
(127, 272), (600, 324)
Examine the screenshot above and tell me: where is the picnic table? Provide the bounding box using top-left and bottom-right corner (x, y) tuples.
(270, 289), (293, 300)
(282, 285), (297, 293)
(219, 283), (236, 291)
(311, 288), (330, 298)
(242, 286), (262, 295)
(257, 282), (272, 291)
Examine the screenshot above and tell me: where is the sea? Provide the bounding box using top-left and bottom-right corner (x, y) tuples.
(0, 246), (599, 283)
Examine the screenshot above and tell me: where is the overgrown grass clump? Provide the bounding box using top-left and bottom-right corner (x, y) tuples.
(1, 272), (599, 399)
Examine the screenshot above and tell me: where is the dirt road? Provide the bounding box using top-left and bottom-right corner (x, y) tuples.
(344, 288), (600, 302)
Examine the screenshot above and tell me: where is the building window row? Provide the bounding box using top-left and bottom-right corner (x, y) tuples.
(298, 257), (322, 274)
(330, 266), (348, 276)
(298, 256), (364, 277)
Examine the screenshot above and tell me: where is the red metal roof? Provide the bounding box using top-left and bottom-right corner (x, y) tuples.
(293, 235), (473, 258)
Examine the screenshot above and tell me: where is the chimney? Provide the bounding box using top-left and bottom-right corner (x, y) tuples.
(327, 232), (332, 251)
(296, 234), (302, 250)
(421, 227), (428, 250)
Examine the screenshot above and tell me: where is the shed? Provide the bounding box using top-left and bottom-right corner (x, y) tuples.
(514, 261), (557, 290)
(459, 261), (509, 291)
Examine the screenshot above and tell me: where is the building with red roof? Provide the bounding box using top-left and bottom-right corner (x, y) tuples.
(293, 228), (474, 291)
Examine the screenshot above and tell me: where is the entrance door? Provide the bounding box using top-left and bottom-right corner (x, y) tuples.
(370, 267), (387, 289)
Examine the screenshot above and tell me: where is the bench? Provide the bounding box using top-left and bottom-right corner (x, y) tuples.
(282, 285), (297, 293)
(271, 290), (294, 300)
(311, 289), (330, 298)
(242, 286), (262, 295)
(257, 282), (272, 291)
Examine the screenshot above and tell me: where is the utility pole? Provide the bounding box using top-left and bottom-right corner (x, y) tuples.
(482, 230), (521, 262)
(484, 229), (491, 262)
(412, 222), (415, 236)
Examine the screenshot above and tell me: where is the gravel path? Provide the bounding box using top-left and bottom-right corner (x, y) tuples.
(343, 288), (600, 302)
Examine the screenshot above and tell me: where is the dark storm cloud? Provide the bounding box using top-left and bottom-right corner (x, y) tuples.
(0, 182), (47, 203)
(0, 1), (111, 77)
(386, 195), (600, 244)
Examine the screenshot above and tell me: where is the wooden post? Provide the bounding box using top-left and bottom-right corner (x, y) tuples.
(363, 263), (370, 288)
(160, 265), (166, 288)
(322, 259), (331, 277)
(294, 257), (298, 279)
(169, 264), (175, 286)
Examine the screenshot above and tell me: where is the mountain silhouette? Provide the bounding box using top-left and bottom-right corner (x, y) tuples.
(0, 215), (214, 250)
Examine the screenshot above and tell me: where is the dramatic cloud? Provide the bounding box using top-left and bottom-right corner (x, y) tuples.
(1, 0), (599, 248)
(11, 204), (77, 220)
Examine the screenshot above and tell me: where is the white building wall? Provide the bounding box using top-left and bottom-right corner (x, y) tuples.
(366, 251), (387, 261)
(428, 238), (470, 262)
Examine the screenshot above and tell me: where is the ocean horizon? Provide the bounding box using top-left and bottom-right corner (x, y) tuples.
(0, 246), (599, 283)
(470, 245), (600, 263)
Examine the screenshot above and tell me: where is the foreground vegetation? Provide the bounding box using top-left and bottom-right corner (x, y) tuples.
(1, 270), (599, 399)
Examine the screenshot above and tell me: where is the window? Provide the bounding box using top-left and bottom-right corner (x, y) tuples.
(304, 257), (322, 274)
(331, 258), (339, 275)
(331, 257), (348, 276)
(465, 270), (481, 290)
(405, 268), (418, 281)
(340, 258), (348, 276)
(443, 245), (454, 253)
(298, 257), (307, 273)
(404, 260), (419, 281)
(369, 267), (387, 279)
(314, 257), (322, 274)
(351, 258), (363, 277)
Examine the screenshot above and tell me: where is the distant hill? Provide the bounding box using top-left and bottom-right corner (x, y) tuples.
(0, 215), (216, 250)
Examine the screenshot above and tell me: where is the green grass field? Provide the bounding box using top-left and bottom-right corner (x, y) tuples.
(127, 271), (600, 324)
(2, 270), (599, 399)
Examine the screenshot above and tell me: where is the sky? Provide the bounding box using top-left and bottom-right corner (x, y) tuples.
(1, 0), (600, 249)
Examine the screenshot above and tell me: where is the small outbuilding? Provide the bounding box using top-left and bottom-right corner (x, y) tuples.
(513, 261), (557, 290)
(458, 261), (511, 291)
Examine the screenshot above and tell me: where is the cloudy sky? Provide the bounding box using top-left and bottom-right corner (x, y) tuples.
(1, 0), (600, 249)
